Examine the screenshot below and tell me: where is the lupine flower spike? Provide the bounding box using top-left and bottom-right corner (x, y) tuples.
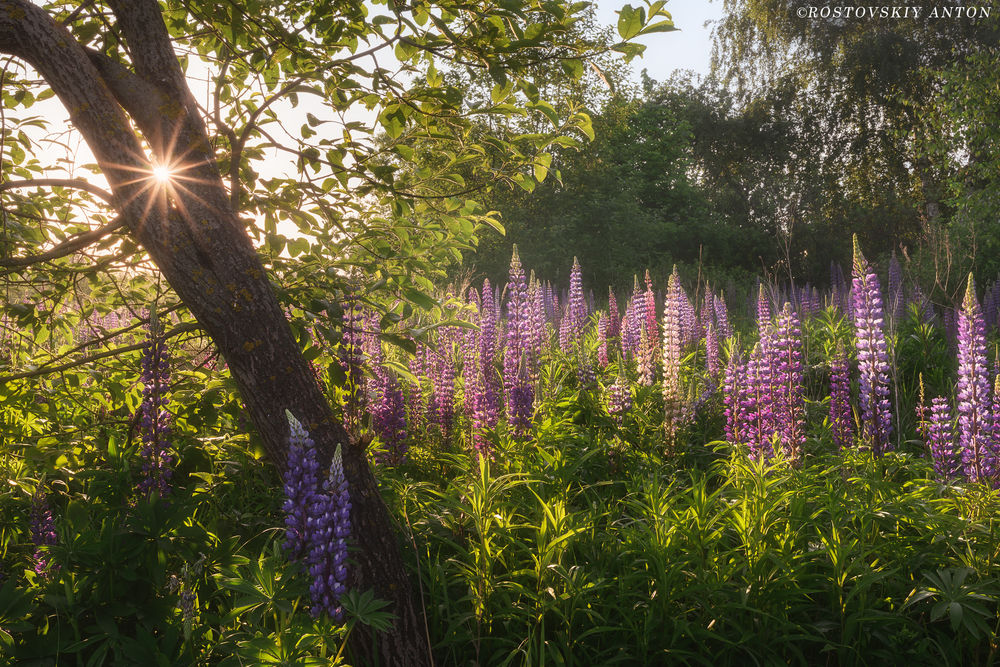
(956, 274), (996, 484)
(851, 236), (893, 454)
(282, 411), (322, 562)
(308, 443), (352, 621)
(138, 325), (174, 498)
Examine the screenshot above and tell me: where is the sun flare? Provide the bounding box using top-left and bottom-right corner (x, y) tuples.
(152, 165), (172, 183)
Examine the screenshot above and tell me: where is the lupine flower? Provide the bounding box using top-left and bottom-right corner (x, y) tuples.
(607, 288), (620, 339)
(308, 444), (352, 621)
(643, 270), (659, 356)
(282, 412), (322, 561)
(714, 291), (730, 339)
(956, 275), (996, 484)
(568, 257), (587, 337)
(773, 303), (805, 461)
(407, 346), (429, 433)
(30, 490), (57, 576)
(745, 338), (776, 460)
(829, 344), (853, 449)
(927, 397), (961, 481)
(723, 347), (747, 445)
(703, 292), (720, 381)
(504, 247), (533, 436)
(559, 307), (572, 354)
(597, 314), (610, 368)
(365, 319), (408, 463)
(852, 236), (893, 454)
(621, 276), (643, 358)
(341, 296), (366, 394)
(138, 328), (173, 499)
(605, 372), (632, 424)
(662, 266), (685, 447)
(637, 324), (656, 386)
(431, 341), (456, 440)
(471, 280), (501, 457)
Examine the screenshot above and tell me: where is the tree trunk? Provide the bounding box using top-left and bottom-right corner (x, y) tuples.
(0, 1), (430, 663)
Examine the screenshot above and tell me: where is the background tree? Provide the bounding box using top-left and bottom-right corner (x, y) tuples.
(707, 0), (999, 283)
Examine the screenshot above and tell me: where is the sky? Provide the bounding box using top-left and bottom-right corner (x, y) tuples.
(595, 0), (725, 83)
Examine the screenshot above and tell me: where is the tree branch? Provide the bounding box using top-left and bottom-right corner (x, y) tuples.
(0, 322), (199, 383)
(0, 216), (125, 268)
(0, 178), (115, 203)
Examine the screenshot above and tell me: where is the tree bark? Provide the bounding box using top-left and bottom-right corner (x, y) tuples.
(0, 1), (430, 663)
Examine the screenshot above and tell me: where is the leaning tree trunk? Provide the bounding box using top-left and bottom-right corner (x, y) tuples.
(0, 1), (430, 663)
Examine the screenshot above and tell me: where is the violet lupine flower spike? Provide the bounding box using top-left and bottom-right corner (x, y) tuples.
(662, 266), (685, 449)
(852, 236), (893, 455)
(956, 274), (996, 484)
(773, 303), (806, 461)
(607, 287), (620, 339)
(927, 397), (960, 481)
(503, 247), (533, 436)
(605, 369), (632, 425)
(30, 489), (57, 576)
(282, 411), (322, 562)
(471, 280), (501, 458)
(723, 346), (747, 445)
(138, 326), (174, 499)
(308, 444), (352, 621)
(829, 344), (853, 450)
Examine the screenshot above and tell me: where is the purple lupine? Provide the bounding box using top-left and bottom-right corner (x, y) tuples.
(607, 288), (620, 339)
(605, 372), (632, 424)
(30, 490), (57, 576)
(341, 297), (366, 390)
(703, 292), (720, 381)
(528, 277), (546, 371)
(637, 324), (656, 386)
(568, 257), (587, 337)
(662, 266), (685, 446)
(723, 347), (747, 445)
(363, 318), (409, 463)
(597, 314), (610, 368)
(927, 397), (960, 481)
(470, 280), (502, 458)
(559, 307), (572, 354)
(138, 328), (173, 499)
(852, 236), (893, 455)
(407, 346), (429, 433)
(643, 270), (659, 356)
(956, 275), (996, 484)
(372, 374), (408, 464)
(745, 335), (777, 460)
(431, 341), (457, 440)
(621, 276), (643, 358)
(773, 303), (805, 461)
(282, 412), (322, 562)
(714, 291), (730, 339)
(504, 247), (533, 436)
(679, 285), (698, 348)
(308, 444), (352, 621)
(829, 344), (853, 449)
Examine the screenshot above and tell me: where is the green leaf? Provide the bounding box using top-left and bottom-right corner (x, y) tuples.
(617, 5), (644, 40)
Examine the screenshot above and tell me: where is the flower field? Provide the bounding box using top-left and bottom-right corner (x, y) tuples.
(4, 235), (1000, 665)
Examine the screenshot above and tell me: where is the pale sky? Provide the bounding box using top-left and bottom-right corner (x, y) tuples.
(596, 0), (723, 82)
